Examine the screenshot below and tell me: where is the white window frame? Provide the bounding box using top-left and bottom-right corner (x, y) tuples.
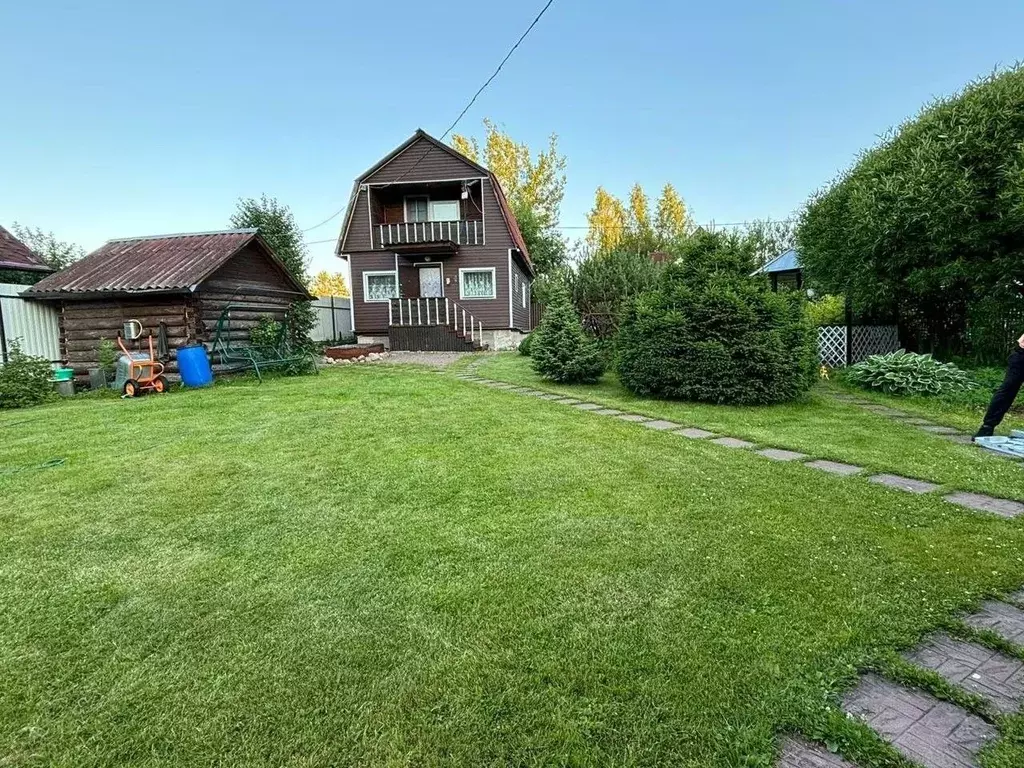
(459, 267), (497, 300)
(404, 195), (429, 223)
(429, 199), (460, 222)
(522, 278), (528, 308)
(362, 270), (399, 303)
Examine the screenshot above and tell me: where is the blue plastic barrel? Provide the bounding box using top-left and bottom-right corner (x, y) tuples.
(177, 344), (214, 388)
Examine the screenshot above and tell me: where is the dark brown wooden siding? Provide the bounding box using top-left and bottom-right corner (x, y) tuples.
(511, 259), (532, 332)
(364, 136), (484, 184)
(59, 296), (195, 375)
(348, 175), (533, 335)
(342, 187), (372, 255)
(202, 242), (304, 298)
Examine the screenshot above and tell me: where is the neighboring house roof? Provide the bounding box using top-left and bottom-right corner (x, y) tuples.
(0, 224), (53, 273)
(335, 129), (534, 274)
(754, 248), (801, 275)
(26, 229), (311, 299)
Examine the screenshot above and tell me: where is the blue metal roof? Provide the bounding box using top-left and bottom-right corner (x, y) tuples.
(755, 248), (801, 274)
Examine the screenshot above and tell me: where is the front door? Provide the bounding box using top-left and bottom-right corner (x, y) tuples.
(419, 266), (443, 297)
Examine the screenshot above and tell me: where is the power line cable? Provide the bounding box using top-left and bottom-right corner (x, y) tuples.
(300, 0), (556, 235)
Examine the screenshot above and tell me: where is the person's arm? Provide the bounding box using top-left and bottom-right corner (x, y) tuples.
(1019, 333), (1024, 348)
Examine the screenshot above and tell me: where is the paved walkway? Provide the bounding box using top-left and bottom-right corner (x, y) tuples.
(455, 365), (1024, 519)
(455, 361), (1024, 767)
(830, 393), (1018, 455)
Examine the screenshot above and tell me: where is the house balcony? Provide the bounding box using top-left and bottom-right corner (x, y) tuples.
(373, 220), (482, 250)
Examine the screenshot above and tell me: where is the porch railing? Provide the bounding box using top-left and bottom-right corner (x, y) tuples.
(388, 297), (484, 345)
(375, 220), (481, 249)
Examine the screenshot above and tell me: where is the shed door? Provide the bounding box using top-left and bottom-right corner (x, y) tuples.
(418, 266), (442, 298)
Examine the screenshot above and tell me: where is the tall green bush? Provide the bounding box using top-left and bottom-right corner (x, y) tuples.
(616, 231), (818, 405)
(531, 284), (605, 384)
(0, 342), (57, 409)
(797, 65), (1024, 359)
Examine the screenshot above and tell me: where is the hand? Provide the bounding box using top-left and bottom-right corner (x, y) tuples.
(1019, 333), (1024, 348)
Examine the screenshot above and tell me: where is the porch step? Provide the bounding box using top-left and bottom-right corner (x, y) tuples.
(389, 323), (486, 352)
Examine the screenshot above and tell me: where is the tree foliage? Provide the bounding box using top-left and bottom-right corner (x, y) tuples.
(309, 270), (349, 298)
(797, 65), (1024, 359)
(230, 195), (315, 351)
(530, 283), (605, 384)
(654, 184), (689, 244)
(569, 246), (663, 339)
(10, 223), (85, 270)
(587, 183), (690, 254)
(616, 231), (817, 405)
(735, 218), (796, 269)
(452, 120), (567, 276)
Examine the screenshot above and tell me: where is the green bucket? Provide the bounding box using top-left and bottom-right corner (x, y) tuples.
(52, 368), (74, 382)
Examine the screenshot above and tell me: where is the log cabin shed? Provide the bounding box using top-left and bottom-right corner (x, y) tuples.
(24, 229), (312, 376)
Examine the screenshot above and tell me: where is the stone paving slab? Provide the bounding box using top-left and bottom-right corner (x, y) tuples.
(920, 426), (962, 435)
(757, 448), (810, 462)
(617, 413), (652, 422)
(904, 418), (938, 426)
(710, 436), (756, 449)
(868, 474), (940, 494)
(536, 393), (564, 400)
(864, 406), (909, 417)
(842, 673), (997, 768)
(1009, 589), (1024, 607)
(593, 408), (622, 416)
(573, 403), (604, 411)
(777, 736), (857, 767)
(641, 419), (681, 431)
(673, 428), (717, 439)
(904, 632), (1024, 714)
(806, 460), (864, 476)
(553, 398), (581, 404)
(943, 492), (1024, 519)
(963, 601), (1024, 645)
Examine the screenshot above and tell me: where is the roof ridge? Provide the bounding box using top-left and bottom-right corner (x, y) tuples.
(106, 228), (258, 243)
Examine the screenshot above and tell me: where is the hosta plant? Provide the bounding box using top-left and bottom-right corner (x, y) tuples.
(844, 350), (975, 396)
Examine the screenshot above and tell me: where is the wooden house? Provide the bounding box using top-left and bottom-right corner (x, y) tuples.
(335, 129), (534, 351)
(25, 229), (312, 375)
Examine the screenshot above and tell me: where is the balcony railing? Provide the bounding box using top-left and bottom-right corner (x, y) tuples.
(375, 220), (481, 249)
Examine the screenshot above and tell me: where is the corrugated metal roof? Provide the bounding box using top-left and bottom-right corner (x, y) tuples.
(754, 248), (801, 274)
(26, 229), (263, 296)
(0, 224), (53, 273)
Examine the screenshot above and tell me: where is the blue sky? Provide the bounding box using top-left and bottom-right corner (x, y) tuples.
(2, 0), (1023, 278)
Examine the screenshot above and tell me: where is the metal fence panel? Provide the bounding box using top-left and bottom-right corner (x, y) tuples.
(310, 296), (352, 342)
(0, 283), (61, 364)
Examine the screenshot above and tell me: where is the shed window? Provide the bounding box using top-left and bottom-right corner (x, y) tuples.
(364, 271), (399, 302)
(460, 268), (496, 300)
(522, 279), (528, 308)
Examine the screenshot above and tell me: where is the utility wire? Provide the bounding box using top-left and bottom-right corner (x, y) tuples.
(300, 0), (556, 235)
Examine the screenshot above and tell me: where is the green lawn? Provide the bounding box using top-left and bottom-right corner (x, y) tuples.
(2, 365), (1024, 766)
(468, 353), (1024, 502)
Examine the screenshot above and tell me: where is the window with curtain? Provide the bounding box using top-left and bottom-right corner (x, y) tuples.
(460, 269), (495, 299)
(364, 271), (399, 302)
(405, 196), (428, 222)
(429, 200), (460, 221)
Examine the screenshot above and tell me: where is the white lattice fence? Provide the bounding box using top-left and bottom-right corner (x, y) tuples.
(818, 326), (847, 368)
(817, 325), (901, 367)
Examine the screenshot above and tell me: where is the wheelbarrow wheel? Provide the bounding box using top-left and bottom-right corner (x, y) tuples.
(152, 375), (169, 394)
(122, 379), (140, 398)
